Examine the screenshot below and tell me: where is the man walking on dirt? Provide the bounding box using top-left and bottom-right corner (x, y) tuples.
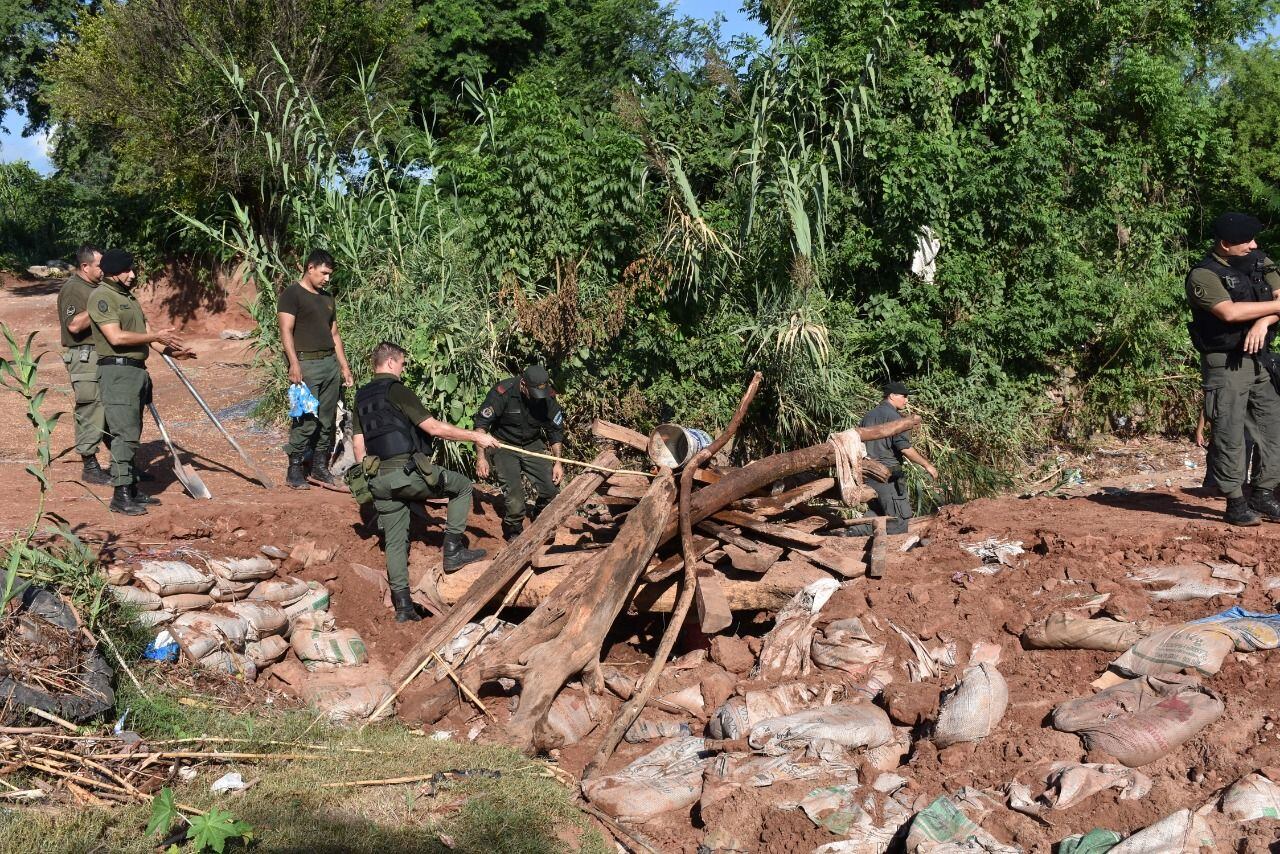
(87, 250), (184, 515)
(474, 365), (566, 541)
(1186, 211), (1280, 527)
(56, 244), (110, 485)
(278, 249), (354, 489)
(839, 381), (937, 536)
(351, 341), (500, 622)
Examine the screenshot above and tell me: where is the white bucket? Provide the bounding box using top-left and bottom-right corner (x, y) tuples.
(647, 424), (713, 468)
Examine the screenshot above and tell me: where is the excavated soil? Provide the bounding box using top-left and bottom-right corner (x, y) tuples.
(4, 270), (1280, 851)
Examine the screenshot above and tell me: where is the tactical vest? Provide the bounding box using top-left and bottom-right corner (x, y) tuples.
(1188, 252), (1276, 354)
(355, 378), (423, 460)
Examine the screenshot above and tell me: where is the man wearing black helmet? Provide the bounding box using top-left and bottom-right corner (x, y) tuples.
(1186, 211), (1280, 526)
(474, 365), (566, 541)
(87, 250), (184, 515)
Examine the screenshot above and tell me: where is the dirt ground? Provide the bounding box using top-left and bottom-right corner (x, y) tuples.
(4, 270), (1280, 852)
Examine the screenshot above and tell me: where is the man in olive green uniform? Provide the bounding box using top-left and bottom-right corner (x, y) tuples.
(278, 249), (354, 489)
(1186, 211), (1280, 526)
(56, 244), (110, 485)
(88, 250), (183, 515)
(474, 365), (566, 541)
(352, 341), (499, 622)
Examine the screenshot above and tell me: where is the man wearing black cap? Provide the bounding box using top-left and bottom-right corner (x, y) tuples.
(845, 381), (936, 535)
(87, 250), (184, 515)
(1186, 211), (1280, 526)
(474, 365), (566, 541)
(56, 244), (110, 485)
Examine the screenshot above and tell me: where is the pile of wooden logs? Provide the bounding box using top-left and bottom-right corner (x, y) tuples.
(386, 375), (920, 758)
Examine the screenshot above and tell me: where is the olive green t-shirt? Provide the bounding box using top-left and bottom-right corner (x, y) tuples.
(88, 279), (149, 360)
(57, 273), (97, 347)
(1186, 253), (1280, 312)
(277, 283), (335, 352)
(351, 374), (431, 437)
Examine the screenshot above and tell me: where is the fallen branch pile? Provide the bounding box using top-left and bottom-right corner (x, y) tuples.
(389, 375), (922, 757)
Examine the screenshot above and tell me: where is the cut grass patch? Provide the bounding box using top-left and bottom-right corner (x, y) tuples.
(0, 682), (608, 854)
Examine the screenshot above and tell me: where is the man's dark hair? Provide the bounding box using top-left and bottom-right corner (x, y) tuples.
(371, 341), (407, 367)
(305, 248), (335, 270)
(75, 244), (101, 268)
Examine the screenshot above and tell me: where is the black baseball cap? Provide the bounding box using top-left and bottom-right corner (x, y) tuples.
(100, 249), (134, 276)
(883, 380), (911, 396)
(523, 365), (551, 399)
(1212, 212), (1264, 245)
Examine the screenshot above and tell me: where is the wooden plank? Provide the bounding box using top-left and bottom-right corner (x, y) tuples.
(722, 541), (783, 574)
(606, 484), (650, 500)
(737, 477), (836, 515)
(644, 535), (717, 582)
(696, 520), (757, 552)
(695, 572), (733, 634)
(711, 509), (827, 548)
(592, 419), (649, 453)
(532, 547), (601, 569)
(801, 542), (867, 578)
(868, 516), (888, 579)
(389, 451), (619, 686)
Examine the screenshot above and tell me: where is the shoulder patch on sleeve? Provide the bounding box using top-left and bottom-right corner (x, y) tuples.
(553, 410), (564, 426)
(496, 382), (508, 394)
(65, 304), (76, 316)
(97, 299), (109, 313)
(481, 406), (495, 419)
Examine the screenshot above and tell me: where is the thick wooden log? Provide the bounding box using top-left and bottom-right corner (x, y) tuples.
(868, 516), (888, 579)
(405, 472), (676, 749)
(592, 419), (649, 453)
(388, 451), (619, 687)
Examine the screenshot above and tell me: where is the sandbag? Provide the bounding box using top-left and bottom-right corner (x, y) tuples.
(655, 684), (705, 717)
(1052, 675), (1223, 767)
(800, 786), (914, 849)
(172, 610), (249, 650)
(1111, 624), (1236, 678)
(1191, 606), (1280, 651)
(1057, 829), (1124, 854)
(752, 578), (840, 681)
(134, 561), (214, 596)
(217, 601), (288, 640)
(748, 700), (894, 759)
(625, 718), (693, 744)
(933, 663), (1008, 747)
(709, 680), (846, 740)
(169, 624), (220, 660)
(198, 650), (258, 681)
(250, 576), (309, 606)
(209, 578), (257, 602)
(134, 609), (175, 628)
(291, 627), (368, 669)
(291, 610), (336, 633)
(545, 689), (609, 745)
(244, 635), (290, 668)
(1221, 771), (1280, 822)
(1109, 807), (1216, 853)
(1039, 762), (1151, 810)
(208, 555), (276, 582)
(1021, 612), (1146, 652)
(300, 667), (395, 723)
(283, 581), (331, 621)
(905, 794), (1021, 853)
(1127, 564), (1245, 602)
(811, 617), (886, 674)
(580, 737), (710, 823)
(161, 593), (215, 613)
(701, 752), (821, 811)
(109, 585), (161, 610)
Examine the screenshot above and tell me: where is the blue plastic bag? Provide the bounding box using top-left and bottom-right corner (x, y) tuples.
(289, 382), (319, 418)
(143, 630), (180, 662)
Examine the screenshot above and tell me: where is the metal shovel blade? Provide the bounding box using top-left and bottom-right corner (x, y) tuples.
(148, 403), (212, 500)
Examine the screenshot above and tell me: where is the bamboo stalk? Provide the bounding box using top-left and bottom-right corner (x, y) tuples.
(430, 652), (490, 718)
(26, 707), (77, 732)
(320, 774), (440, 789)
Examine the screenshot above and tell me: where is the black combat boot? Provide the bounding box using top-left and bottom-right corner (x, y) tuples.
(311, 442), (336, 486)
(132, 464), (154, 482)
(391, 589), (422, 622)
(1248, 487), (1280, 522)
(286, 453), (310, 489)
(501, 520), (524, 542)
(1226, 495), (1262, 527)
(442, 533), (486, 574)
(81, 455), (111, 485)
(126, 483), (160, 506)
(109, 485), (146, 516)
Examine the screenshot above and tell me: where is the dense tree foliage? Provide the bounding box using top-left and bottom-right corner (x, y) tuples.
(4, 0), (1280, 504)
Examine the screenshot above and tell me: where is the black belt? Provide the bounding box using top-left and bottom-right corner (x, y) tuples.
(297, 350), (335, 361)
(98, 356), (146, 368)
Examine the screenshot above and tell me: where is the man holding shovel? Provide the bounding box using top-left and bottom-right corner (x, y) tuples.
(277, 249), (354, 489)
(352, 341), (499, 621)
(87, 250), (185, 515)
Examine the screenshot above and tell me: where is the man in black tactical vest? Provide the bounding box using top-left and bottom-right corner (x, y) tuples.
(1186, 211), (1280, 526)
(474, 365), (566, 541)
(351, 341), (500, 622)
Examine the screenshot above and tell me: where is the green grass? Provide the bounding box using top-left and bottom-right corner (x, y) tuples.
(0, 682), (608, 854)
